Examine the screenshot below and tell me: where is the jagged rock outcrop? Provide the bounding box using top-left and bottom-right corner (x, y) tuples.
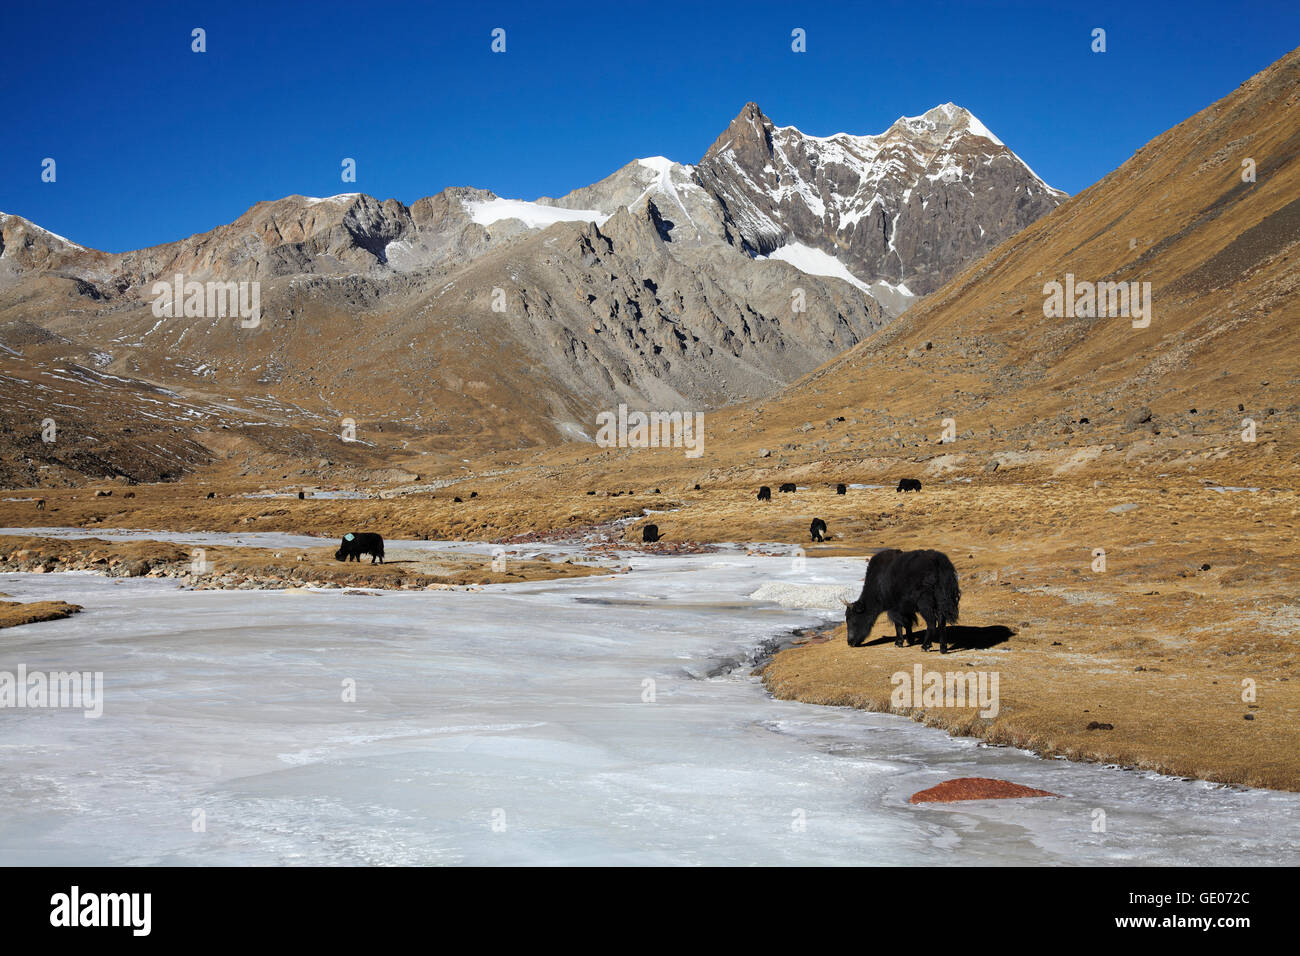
(0, 100), (1064, 481)
(694, 102), (1066, 296)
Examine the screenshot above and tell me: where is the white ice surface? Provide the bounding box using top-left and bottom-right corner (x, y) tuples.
(1, 538), (1297, 866)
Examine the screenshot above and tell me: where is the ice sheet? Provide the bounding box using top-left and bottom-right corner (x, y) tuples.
(0, 546), (1296, 865)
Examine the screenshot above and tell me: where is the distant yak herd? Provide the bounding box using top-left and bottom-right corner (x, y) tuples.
(752, 478), (925, 543)
(60, 475), (959, 654)
(756, 479), (921, 501)
(749, 478), (959, 651)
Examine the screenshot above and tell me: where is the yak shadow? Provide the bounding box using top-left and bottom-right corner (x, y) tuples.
(859, 624), (1015, 651)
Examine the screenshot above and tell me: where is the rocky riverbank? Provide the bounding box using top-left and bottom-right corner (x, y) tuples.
(0, 535), (614, 591)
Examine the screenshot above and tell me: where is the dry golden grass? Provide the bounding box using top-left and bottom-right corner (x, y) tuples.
(741, 478), (1300, 790)
(762, 622), (1299, 791)
(0, 599), (81, 629)
(4, 472), (1296, 788)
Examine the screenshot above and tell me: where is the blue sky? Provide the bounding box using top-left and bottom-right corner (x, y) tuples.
(4, 0), (1296, 252)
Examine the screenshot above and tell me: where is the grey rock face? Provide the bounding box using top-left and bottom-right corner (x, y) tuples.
(0, 101), (1065, 457)
(694, 102), (1066, 296)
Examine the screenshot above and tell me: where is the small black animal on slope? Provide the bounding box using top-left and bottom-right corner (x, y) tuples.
(779, 483), (797, 493)
(896, 478), (922, 492)
(845, 548), (960, 653)
(836, 483), (847, 495)
(810, 518), (827, 542)
(757, 486), (771, 501)
(335, 532), (385, 564)
(642, 524), (660, 543)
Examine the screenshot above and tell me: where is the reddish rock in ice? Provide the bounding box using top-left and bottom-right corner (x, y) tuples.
(910, 777), (1059, 804)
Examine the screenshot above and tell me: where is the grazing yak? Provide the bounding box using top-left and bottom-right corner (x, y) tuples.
(642, 524), (660, 543)
(757, 486), (772, 501)
(35, 498), (46, 511)
(836, 483), (847, 495)
(298, 491), (306, 500)
(779, 482), (797, 493)
(896, 478), (922, 492)
(206, 491), (216, 499)
(335, 532), (385, 564)
(810, 518), (827, 542)
(845, 548), (960, 654)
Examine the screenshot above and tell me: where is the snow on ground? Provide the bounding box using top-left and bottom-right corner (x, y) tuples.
(302, 193), (360, 206)
(1, 538), (1297, 865)
(748, 580), (856, 609)
(758, 243), (916, 313)
(759, 243), (874, 292)
(465, 198), (607, 229)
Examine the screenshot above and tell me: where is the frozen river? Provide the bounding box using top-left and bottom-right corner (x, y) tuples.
(1, 536), (1297, 865)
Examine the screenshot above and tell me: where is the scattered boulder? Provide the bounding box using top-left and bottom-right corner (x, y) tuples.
(1125, 406), (1153, 429)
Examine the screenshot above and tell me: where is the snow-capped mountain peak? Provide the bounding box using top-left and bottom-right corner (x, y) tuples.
(694, 101), (1066, 295)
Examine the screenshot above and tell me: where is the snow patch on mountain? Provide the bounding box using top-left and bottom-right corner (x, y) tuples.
(303, 193), (362, 206)
(0, 212), (86, 252)
(466, 198), (608, 229)
(758, 242), (916, 315)
(759, 242), (872, 292)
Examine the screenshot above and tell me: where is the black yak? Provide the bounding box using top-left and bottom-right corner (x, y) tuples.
(298, 490), (305, 500)
(846, 548), (960, 653)
(896, 478), (922, 492)
(836, 483), (847, 495)
(205, 491), (215, 499)
(779, 483), (797, 493)
(335, 532), (385, 564)
(757, 486), (771, 501)
(35, 498), (46, 510)
(810, 518), (827, 542)
(643, 524), (660, 543)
